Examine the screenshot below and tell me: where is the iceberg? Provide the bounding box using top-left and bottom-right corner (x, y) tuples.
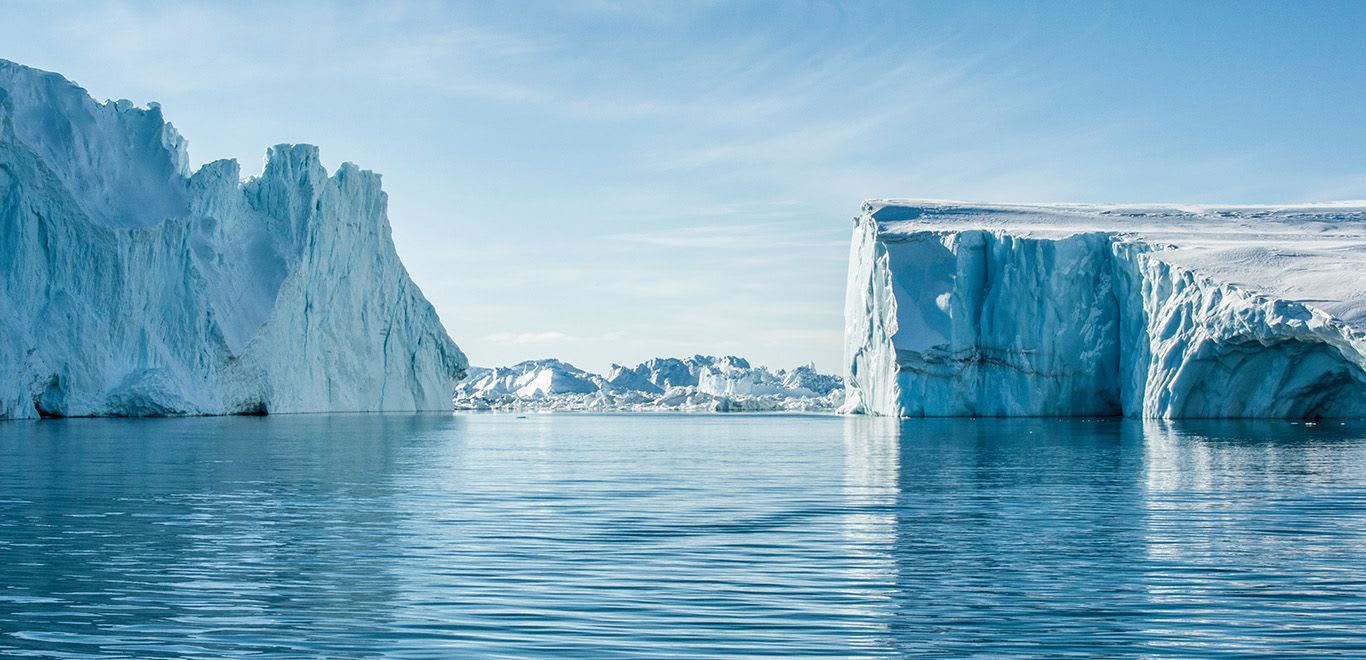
(842, 200), (1366, 419)
(0, 60), (466, 419)
(454, 356), (843, 412)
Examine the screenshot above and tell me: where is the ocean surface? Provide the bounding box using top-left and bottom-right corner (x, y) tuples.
(2, 413), (1365, 658)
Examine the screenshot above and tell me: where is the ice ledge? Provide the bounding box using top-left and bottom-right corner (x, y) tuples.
(864, 198), (1366, 222)
(863, 199), (1366, 331)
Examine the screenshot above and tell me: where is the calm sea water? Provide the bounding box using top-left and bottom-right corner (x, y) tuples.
(1, 414), (1365, 658)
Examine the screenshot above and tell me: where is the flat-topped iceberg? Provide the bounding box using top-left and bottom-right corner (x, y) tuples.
(454, 356), (843, 412)
(842, 200), (1366, 419)
(0, 60), (466, 419)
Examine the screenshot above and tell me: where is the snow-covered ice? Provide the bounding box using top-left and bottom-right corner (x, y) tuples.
(0, 60), (466, 419)
(842, 200), (1366, 419)
(453, 356), (843, 412)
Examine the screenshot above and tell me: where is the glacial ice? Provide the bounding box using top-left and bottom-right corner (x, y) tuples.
(842, 200), (1366, 419)
(453, 356), (843, 412)
(0, 60), (466, 419)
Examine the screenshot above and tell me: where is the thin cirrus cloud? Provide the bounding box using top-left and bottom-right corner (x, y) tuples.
(608, 222), (810, 248)
(484, 331), (575, 346)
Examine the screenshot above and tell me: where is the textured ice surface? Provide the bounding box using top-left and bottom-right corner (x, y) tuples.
(0, 60), (466, 419)
(454, 356), (842, 412)
(842, 200), (1366, 419)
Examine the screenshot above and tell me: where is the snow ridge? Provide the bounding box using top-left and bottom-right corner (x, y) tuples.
(0, 60), (466, 419)
(454, 356), (842, 412)
(842, 201), (1366, 419)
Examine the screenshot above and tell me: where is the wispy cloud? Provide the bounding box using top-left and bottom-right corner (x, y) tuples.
(38, 1), (547, 102)
(655, 115), (894, 170)
(608, 221), (847, 250)
(609, 222), (788, 248)
(485, 331), (575, 345)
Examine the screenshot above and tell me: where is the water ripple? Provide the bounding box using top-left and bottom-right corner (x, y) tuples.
(0, 414), (1364, 657)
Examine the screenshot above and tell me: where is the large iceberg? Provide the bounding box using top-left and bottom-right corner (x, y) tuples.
(0, 60), (466, 419)
(454, 356), (843, 412)
(842, 200), (1366, 419)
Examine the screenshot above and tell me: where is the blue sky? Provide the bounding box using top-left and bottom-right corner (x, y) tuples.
(4, 1), (1365, 372)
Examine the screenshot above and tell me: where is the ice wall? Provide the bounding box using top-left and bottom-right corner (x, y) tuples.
(842, 201), (1366, 419)
(0, 60), (466, 419)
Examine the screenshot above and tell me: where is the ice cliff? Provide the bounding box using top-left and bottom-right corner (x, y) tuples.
(453, 356), (842, 412)
(842, 201), (1366, 419)
(0, 60), (466, 419)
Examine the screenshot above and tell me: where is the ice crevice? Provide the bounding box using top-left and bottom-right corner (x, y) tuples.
(841, 200), (1366, 419)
